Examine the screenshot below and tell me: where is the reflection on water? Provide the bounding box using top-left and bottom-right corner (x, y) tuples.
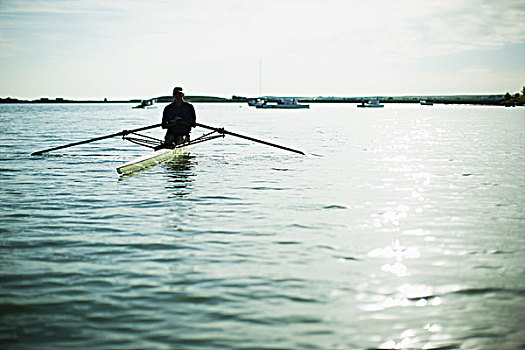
(165, 154), (196, 197)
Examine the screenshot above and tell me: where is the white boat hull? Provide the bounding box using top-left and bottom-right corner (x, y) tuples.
(256, 104), (309, 109)
(116, 146), (190, 175)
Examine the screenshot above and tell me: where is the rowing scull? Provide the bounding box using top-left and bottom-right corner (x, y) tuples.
(116, 144), (191, 175)
(31, 122), (308, 175)
(116, 129), (224, 175)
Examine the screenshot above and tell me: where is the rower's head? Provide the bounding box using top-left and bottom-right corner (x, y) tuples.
(173, 86), (184, 104)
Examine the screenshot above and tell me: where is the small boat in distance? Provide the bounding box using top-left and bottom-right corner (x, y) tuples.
(256, 98), (309, 109)
(132, 99), (157, 109)
(247, 98), (266, 107)
(420, 100), (434, 106)
(357, 99), (384, 108)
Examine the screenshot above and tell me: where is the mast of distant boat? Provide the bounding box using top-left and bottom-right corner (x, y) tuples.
(259, 58), (262, 97)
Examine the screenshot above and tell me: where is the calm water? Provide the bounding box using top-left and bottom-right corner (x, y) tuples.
(1, 103), (524, 349)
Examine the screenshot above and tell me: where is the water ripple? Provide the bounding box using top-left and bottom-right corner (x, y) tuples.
(1, 103), (524, 349)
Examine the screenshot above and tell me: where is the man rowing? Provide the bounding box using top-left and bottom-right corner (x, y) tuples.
(159, 86), (196, 149)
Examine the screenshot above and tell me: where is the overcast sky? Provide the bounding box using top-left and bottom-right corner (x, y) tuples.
(1, 0), (524, 100)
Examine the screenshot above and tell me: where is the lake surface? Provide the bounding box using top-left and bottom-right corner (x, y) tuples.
(1, 102), (524, 349)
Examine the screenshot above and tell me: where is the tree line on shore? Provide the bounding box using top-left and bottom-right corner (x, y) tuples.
(501, 86), (525, 106)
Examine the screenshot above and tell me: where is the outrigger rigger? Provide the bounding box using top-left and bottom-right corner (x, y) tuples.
(115, 127), (224, 175)
(31, 122), (307, 175)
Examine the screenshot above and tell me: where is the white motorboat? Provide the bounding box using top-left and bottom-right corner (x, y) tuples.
(357, 99), (384, 108)
(256, 98), (309, 109)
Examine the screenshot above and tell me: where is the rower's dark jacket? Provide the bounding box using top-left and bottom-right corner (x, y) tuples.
(162, 101), (196, 136)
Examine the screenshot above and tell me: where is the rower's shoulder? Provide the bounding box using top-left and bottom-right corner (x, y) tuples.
(184, 102), (196, 112)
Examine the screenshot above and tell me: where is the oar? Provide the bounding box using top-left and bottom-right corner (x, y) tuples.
(196, 122), (306, 156)
(31, 123), (162, 156)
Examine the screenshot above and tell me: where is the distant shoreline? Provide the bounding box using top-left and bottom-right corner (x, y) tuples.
(1, 94), (523, 106)
(0, 96), (235, 104)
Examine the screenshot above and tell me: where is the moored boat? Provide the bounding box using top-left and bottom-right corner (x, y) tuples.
(256, 98), (309, 109)
(132, 99), (157, 109)
(420, 100), (434, 106)
(247, 98), (266, 107)
(357, 99), (384, 108)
